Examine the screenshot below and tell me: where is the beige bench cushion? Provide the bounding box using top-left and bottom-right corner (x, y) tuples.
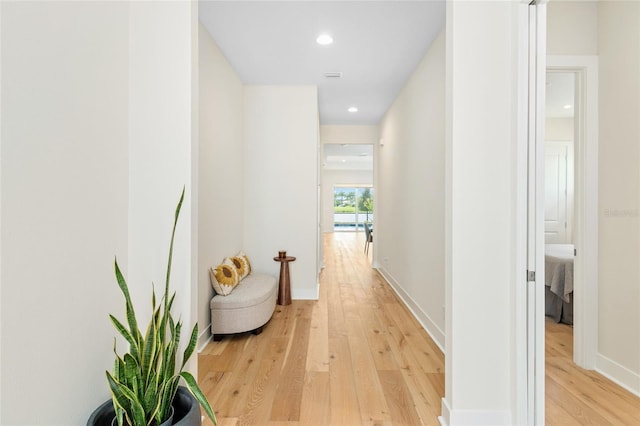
(210, 273), (277, 335)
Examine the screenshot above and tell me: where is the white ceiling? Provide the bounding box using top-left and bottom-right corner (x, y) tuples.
(198, 1), (446, 125)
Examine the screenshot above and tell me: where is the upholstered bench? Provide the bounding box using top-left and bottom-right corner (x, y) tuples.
(210, 272), (277, 341)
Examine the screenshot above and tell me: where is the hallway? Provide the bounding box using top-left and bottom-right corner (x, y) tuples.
(198, 232), (445, 425)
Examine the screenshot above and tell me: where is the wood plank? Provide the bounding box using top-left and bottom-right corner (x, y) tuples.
(329, 336), (362, 425)
(545, 319), (640, 426)
(327, 278), (347, 338)
(238, 337), (289, 425)
(211, 344), (261, 418)
(348, 336), (392, 423)
(377, 370), (423, 425)
(357, 303), (398, 371)
(299, 371), (331, 426)
(305, 282), (329, 372)
(545, 374), (611, 425)
(384, 302), (444, 374)
(270, 318), (311, 421)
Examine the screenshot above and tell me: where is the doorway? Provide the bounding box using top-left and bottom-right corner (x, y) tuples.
(321, 143), (374, 234)
(544, 71), (576, 330)
(545, 57), (599, 370)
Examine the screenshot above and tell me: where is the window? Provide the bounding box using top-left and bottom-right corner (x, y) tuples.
(333, 186), (373, 231)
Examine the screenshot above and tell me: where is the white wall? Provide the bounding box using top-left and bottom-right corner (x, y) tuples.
(443, 1), (525, 423)
(244, 86), (319, 300)
(377, 30), (445, 350)
(1, 2), (129, 423)
(546, 117), (574, 141)
(127, 0), (197, 336)
(320, 125), (379, 145)
(596, 0), (640, 393)
(547, 0), (598, 56)
(197, 25), (245, 346)
(1, 2), (199, 424)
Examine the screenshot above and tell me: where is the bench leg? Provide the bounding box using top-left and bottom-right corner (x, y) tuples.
(252, 326), (264, 336)
(213, 334), (224, 342)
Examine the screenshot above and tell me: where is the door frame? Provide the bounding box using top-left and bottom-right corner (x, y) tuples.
(546, 56), (599, 369)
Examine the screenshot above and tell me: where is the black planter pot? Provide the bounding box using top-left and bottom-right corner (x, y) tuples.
(87, 387), (201, 426)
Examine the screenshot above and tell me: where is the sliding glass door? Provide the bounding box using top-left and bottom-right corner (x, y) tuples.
(333, 186), (373, 231)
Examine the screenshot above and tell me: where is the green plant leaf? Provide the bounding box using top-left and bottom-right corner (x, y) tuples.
(164, 188), (184, 313)
(124, 353), (143, 398)
(181, 324), (198, 369)
(166, 293), (175, 313)
(141, 315), (158, 387)
(180, 371), (217, 425)
(142, 373), (159, 415)
(113, 340), (126, 383)
(114, 259), (142, 346)
(158, 376), (179, 424)
(107, 371), (146, 426)
(110, 315), (139, 359)
(114, 405), (124, 426)
(106, 372), (133, 421)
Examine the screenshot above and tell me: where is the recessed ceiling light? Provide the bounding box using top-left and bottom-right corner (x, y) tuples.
(316, 34), (333, 46)
(563, 104), (572, 109)
(348, 106), (358, 113)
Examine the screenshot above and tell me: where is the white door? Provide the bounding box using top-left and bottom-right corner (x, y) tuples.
(544, 142), (573, 243)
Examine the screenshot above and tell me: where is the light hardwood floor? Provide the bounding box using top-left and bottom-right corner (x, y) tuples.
(545, 319), (640, 425)
(199, 232), (444, 425)
(199, 232), (640, 425)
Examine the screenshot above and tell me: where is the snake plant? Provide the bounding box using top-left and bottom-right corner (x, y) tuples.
(106, 189), (216, 426)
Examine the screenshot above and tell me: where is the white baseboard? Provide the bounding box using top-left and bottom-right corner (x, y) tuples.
(439, 398), (451, 426)
(376, 266), (445, 352)
(197, 324), (212, 353)
(440, 398), (511, 426)
(596, 353), (640, 397)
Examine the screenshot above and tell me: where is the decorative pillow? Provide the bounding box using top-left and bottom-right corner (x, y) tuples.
(209, 263), (240, 296)
(227, 251), (251, 280)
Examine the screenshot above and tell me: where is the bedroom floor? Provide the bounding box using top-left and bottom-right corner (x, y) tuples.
(545, 318), (640, 425)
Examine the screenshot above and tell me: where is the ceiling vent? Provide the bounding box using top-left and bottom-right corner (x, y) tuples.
(324, 72), (343, 78)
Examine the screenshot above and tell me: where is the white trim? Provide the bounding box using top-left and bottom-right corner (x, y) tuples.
(547, 55), (599, 370)
(523, 3), (547, 425)
(197, 328), (213, 353)
(533, 4), (547, 425)
(376, 266), (445, 352)
(439, 398), (511, 426)
(514, 3), (531, 425)
(596, 354), (640, 397)
(439, 398), (451, 426)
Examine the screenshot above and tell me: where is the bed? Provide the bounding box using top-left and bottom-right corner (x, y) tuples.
(545, 244), (574, 324)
